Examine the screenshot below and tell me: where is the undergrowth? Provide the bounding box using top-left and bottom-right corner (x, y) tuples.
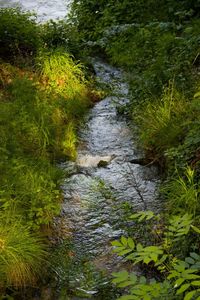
(0, 7), (92, 292)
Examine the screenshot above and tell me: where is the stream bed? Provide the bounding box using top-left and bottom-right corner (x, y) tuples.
(52, 59), (161, 299)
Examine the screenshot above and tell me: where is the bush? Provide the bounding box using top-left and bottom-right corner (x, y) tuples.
(0, 8), (40, 62)
(40, 20), (84, 57)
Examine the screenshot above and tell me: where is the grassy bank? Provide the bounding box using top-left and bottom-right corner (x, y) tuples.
(0, 8), (93, 295)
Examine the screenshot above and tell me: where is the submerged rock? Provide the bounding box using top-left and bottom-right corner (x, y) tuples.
(97, 160), (109, 167)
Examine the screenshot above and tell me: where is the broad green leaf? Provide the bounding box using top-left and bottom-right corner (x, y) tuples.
(121, 236), (128, 246)
(112, 240), (122, 247)
(144, 246), (163, 254)
(174, 261), (186, 272)
(132, 287), (145, 296)
(184, 274), (200, 280)
(185, 257), (195, 265)
(144, 295), (151, 300)
(150, 253), (158, 262)
(168, 271), (179, 280)
(113, 246), (125, 253)
(139, 276), (146, 284)
(190, 253), (200, 260)
(136, 243), (143, 252)
(112, 271), (129, 279)
(118, 295), (138, 300)
(183, 269), (198, 275)
(139, 214), (146, 222)
(191, 280), (200, 286)
(118, 281), (134, 288)
(191, 225), (200, 234)
(194, 91), (200, 98)
(119, 249), (133, 256)
(176, 284), (190, 295)
(129, 273), (137, 284)
(144, 257), (151, 264)
(130, 213), (140, 220)
(126, 253), (135, 260)
(146, 211), (155, 220)
(184, 290), (197, 300)
(127, 237), (135, 249)
(174, 278), (185, 288)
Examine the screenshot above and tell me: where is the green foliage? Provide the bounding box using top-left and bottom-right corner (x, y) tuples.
(135, 83), (189, 158)
(0, 46), (91, 230)
(0, 8), (40, 62)
(0, 220), (46, 287)
(112, 211), (200, 300)
(37, 48), (88, 100)
(112, 272), (171, 300)
(40, 20), (84, 56)
(168, 260), (200, 296)
(130, 211), (156, 222)
(163, 167), (199, 215)
(0, 19), (91, 290)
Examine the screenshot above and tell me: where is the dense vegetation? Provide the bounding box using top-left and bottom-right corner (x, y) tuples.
(1, 0), (200, 298)
(0, 8), (94, 296)
(68, 0), (200, 299)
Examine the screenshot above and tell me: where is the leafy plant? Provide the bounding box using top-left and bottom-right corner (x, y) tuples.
(112, 211), (200, 300)
(0, 8), (40, 62)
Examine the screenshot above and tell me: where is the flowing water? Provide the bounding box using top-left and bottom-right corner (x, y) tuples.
(0, 0), (71, 22)
(53, 60), (161, 298)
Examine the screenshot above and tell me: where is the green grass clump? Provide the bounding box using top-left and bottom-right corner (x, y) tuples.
(135, 84), (188, 160)
(163, 167), (199, 215)
(36, 48), (91, 159)
(38, 49), (88, 99)
(0, 220), (46, 287)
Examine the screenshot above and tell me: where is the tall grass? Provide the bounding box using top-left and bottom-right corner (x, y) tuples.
(0, 220), (46, 287)
(37, 48), (88, 99)
(135, 83), (188, 158)
(163, 167), (199, 215)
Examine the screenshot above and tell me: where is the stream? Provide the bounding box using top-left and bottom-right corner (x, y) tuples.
(0, 0), (71, 22)
(52, 59), (161, 299)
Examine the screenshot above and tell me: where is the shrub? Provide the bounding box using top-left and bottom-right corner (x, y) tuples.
(0, 8), (40, 62)
(40, 20), (84, 57)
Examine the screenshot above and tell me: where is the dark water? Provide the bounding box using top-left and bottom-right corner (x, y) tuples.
(55, 60), (160, 298)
